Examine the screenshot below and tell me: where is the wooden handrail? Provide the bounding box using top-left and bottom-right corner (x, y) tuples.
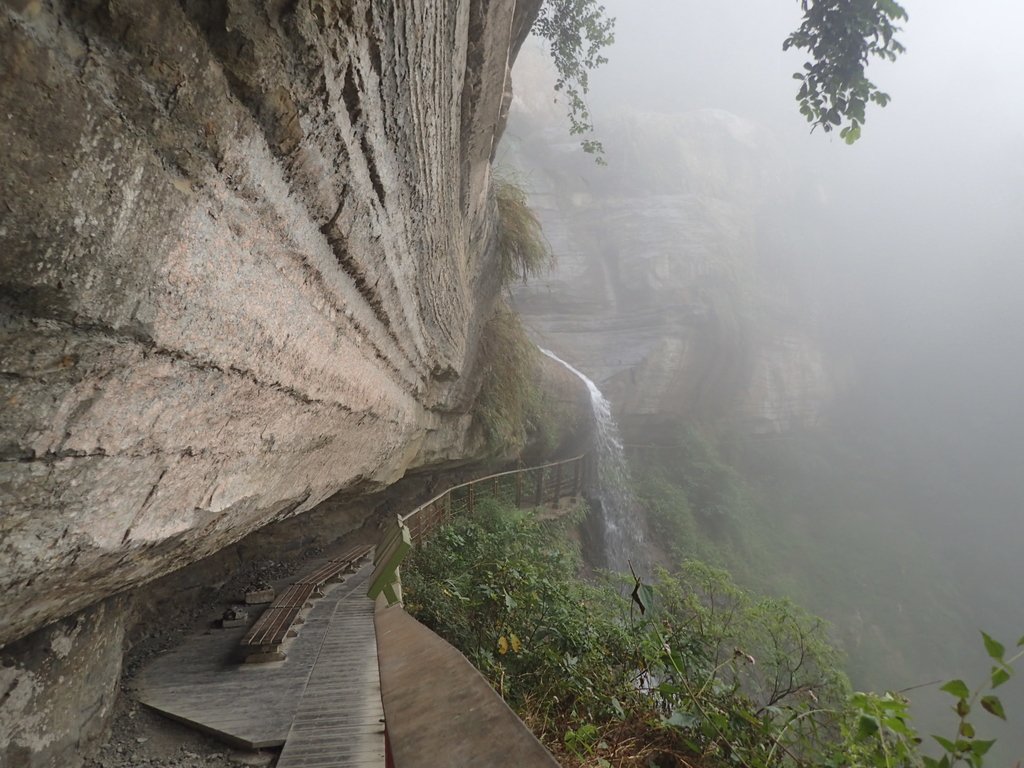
(369, 454), (589, 605)
(399, 454), (586, 526)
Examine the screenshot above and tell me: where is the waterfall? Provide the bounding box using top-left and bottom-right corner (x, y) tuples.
(539, 347), (644, 573)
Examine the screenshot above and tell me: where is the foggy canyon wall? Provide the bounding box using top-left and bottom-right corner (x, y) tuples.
(505, 48), (834, 439)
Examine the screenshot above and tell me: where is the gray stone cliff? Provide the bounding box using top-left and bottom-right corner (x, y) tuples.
(0, 0), (542, 649)
(505, 49), (833, 440)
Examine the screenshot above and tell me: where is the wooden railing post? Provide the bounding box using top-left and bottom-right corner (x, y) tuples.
(515, 472), (522, 508)
(553, 463), (562, 506)
(572, 458), (581, 499)
(534, 467), (543, 506)
(468, 483), (475, 515)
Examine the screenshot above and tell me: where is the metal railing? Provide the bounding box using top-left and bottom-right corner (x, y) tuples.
(398, 454), (588, 544)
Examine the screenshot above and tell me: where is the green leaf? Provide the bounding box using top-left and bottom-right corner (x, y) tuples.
(980, 695), (1006, 720)
(933, 735), (957, 753)
(991, 666), (1012, 688)
(971, 739), (997, 758)
(1017, 634), (1024, 647)
(940, 679), (970, 699)
(857, 714), (880, 740)
(982, 632), (1005, 661)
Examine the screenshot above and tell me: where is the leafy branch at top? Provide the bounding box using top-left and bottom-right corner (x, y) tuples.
(784, 0), (909, 143)
(532, 0), (615, 162)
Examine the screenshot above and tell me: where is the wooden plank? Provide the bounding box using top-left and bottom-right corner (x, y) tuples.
(374, 523), (403, 565)
(241, 606), (301, 648)
(276, 590), (384, 768)
(137, 565), (374, 749)
(331, 543), (373, 566)
(296, 562), (345, 586)
(274, 584), (317, 609)
(375, 603), (559, 768)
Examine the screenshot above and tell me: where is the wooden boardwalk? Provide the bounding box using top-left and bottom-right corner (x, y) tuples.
(276, 593), (385, 767)
(137, 563), (383, 766)
(135, 458), (585, 766)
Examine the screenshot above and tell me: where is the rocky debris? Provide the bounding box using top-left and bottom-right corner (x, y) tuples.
(82, 697), (262, 768)
(220, 607), (249, 628)
(244, 585), (274, 605)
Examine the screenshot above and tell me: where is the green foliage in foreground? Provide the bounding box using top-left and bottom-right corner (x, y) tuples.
(403, 498), (1020, 767)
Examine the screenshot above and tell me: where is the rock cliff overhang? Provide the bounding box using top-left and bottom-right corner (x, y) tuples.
(0, 0), (542, 648)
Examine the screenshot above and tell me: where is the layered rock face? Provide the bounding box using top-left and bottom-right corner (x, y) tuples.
(0, 0), (541, 650)
(505, 51), (833, 439)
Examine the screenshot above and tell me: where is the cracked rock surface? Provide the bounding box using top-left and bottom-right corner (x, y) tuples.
(0, 0), (541, 649)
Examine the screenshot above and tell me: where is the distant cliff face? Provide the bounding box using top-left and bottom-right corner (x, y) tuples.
(505, 50), (833, 439)
(0, 0), (541, 648)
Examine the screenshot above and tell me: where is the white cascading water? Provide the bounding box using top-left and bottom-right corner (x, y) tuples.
(539, 347), (645, 573)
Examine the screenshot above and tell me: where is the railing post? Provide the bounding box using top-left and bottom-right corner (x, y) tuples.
(553, 462), (563, 506)
(572, 458), (581, 499)
(534, 467), (543, 506)
(468, 483), (475, 515)
(515, 472), (522, 508)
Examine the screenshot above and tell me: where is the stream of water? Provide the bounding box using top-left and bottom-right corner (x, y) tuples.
(539, 347), (645, 574)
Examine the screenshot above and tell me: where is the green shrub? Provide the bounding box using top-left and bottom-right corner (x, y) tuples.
(404, 497), (855, 767)
(403, 498), (636, 732)
(404, 495), (1021, 767)
(630, 426), (750, 565)
(494, 178), (552, 285)
(473, 305), (546, 454)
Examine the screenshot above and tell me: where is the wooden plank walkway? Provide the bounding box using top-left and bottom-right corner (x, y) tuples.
(136, 564), (380, 753)
(276, 593), (384, 767)
(374, 600), (559, 768)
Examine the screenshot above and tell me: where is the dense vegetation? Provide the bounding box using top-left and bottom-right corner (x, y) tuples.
(403, 499), (849, 766)
(402, 497), (1020, 767)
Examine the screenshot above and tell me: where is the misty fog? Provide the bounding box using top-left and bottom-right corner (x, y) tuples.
(509, 0), (1024, 757)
